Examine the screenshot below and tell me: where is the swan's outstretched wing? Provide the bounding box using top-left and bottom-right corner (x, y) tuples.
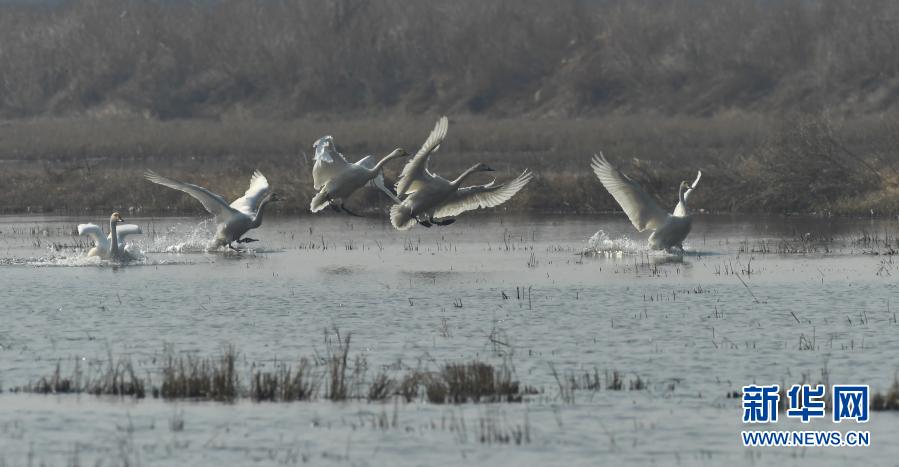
(357, 155), (401, 203)
(591, 153), (669, 232)
(434, 170), (533, 218)
(113, 224), (143, 245)
(229, 171), (271, 215)
(77, 223), (108, 249)
(312, 136), (350, 190)
(674, 170), (702, 217)
(144, 170), (235, 218)
(395, 116), (448, 196)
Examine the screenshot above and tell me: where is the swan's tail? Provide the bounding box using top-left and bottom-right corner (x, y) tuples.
(310, 190), (330, 213)
(390, 204), (416, 230)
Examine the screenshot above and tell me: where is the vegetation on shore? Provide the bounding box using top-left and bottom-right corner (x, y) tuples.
(1, 113), (898, 216)
(1, 1), (899, 216)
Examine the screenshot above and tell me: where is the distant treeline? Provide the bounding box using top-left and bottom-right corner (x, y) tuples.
(3, 0), (899, 119)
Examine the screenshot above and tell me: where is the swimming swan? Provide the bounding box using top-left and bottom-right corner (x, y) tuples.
(390, 116), (533, 230)
(77, 212), (142, 260)
(144, 170), (281, 250)
(591, 153), (701, 252)
(310, 136), (409, 215)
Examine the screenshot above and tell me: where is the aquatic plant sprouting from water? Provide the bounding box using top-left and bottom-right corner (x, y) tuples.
(326, 332), (352, 401)
(367, 370), (396, 402)
(158, 346), (239, 401)
(873, 379), (899, 411)
(250, 358), (319, 402)
(17, 355), (145, 398)
(424, 360), (524, 404)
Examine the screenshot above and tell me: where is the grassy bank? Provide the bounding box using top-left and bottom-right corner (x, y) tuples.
(1, 113), (898, 216)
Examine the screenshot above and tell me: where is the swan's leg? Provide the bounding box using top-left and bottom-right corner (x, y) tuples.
(237, 237), (259, 243)
(330, 203), (342, 213)
(434, 218), (456, 226)
(340, 204), (362, 217)
(417, 218), (432, 228)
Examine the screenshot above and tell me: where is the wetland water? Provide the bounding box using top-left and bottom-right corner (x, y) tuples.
(0, 213), (898, 466)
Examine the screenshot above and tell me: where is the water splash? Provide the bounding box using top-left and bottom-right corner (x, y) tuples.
(143, 220), (215, 253)
(583, 230), (641, 257)
(583, 230), (698, 258)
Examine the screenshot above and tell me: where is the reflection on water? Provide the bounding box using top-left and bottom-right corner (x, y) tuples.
(0, 213), (897, 466)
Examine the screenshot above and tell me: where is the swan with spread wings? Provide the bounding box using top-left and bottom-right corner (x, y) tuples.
(310, 136), (408, 215)
(78, 212), (142, 260)
(390, 116), (532, 230)
(591, 153), (702, 252)
(144, 170), (280, 250)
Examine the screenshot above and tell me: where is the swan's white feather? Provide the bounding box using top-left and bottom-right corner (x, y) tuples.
(395, 116), (448, 196)
(77, 224), (106, 246)
(312, 136), (350, 190)
(144, 170), (235, 218)
(78, 222), (142, 258)
(591, 153), (669, 232)
(357, 155), (402, 203)
(434, 170), (533, 218)
(229, 170), (271, 216)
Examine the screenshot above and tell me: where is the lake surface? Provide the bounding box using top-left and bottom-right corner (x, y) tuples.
(1, 213), (898, 466)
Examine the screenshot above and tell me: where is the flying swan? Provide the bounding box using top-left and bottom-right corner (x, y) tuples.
(591, 153), (701, 252)
(144, 170), (281, 250)
(77, 212), (142, 260)
(310, 136), (408, 215)
(390, 116), (533, 230)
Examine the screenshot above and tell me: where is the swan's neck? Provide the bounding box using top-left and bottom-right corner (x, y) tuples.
(108, 220), (119, 258)
(675, 185), (689, 216)
(252, 197), (273, 227)
(684, 171), (701, 203)
(372, 150), (405, 173)
(451, 165), (482, 187)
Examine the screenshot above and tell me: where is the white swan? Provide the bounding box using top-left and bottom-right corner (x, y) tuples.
(144, 170), (281, 250)
(591, 153), (702, 252)
(77, 212), (142, 260)
(390, 116), (533, 230)
(310, 136), (408, 215)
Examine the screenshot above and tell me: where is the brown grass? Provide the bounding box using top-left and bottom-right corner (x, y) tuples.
(157, 347), (239, 401)
(1, 113), (897, 216)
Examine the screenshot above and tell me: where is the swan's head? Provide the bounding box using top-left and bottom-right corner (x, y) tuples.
(110, 212), (124, 223)
(313, 135), (339, 162)
(313, 135), (333, 150)
(474, 163), (496, 173)
(389, 148), (410, 158)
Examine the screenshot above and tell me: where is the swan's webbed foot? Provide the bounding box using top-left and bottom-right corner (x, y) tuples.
(329, 203), (342, 213)
(416, 218), (432, 228)
(236, 237), (258, 244)
(433, 218), (456, 226)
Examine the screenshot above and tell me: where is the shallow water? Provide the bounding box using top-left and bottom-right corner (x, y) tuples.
(1, 213), (898, 466)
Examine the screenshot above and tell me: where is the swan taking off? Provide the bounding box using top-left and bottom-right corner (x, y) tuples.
(144, 170), (281, 250)
(390, 116), (533, 230)
(591, 153), (702, 252)
(77, 212), (142, 260)
(310, 136), (408, 215)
